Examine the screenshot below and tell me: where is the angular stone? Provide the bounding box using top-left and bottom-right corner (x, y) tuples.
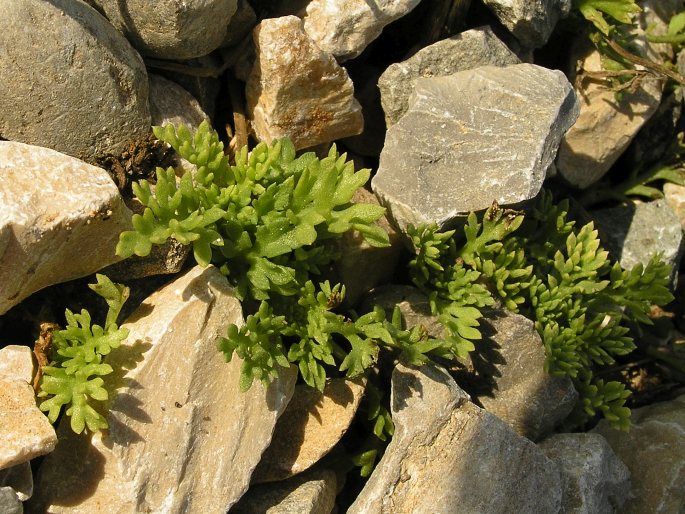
(379, 26), (520, 126)
(475, 310), (577, 441)
(0, 0), (151, 162)
(348, 363), (563, 513)
(89, 0), (238, 59)
(334, 188), (403, 309)
(0, 487), (22, 514)
(149, 74), (209, 130)
(0, 142), (132, 315)
(233, 468), (337, 514)
(0, 346), (34, 384)
(372, 64), (579, 234)
(30, 266), (297, 514)
(246, 16), (363, 150)
(592, 394), (685, 514)
(222, 0), (258, 47)
(664, 182), (685, 230)
(556, 4), (672, 189)
(482, 0), (571, 48)
(0, 461), (33, 501)
(592, 199), (683, 285)
(253, 378), (366, 483)
(0, 378), (57, 471)
(302, 0), (421, 62)
(539, 433), (630, 514)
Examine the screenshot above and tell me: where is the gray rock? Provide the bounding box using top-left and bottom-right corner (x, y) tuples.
(0, 462), (33, 501)
(379, 26), (520, 126)
(0, 142), (132, 315)
(89, 0), (238, 59)
(482, 0), (571, 48)
(476, 310), (577, 441)
(592, 394), (685, 514)
(0, 487), (22, 514)
(30, 266), (297, 514)
(372, 64), (579, 234)
(222, 0), (257, 47)
(148, 74), (209, 130)
(246, 16), (363, 149)
(233, 468), (337, 514)
(539, 433), (631, 514)
(0, 0), (151, 162)
(592, 199), (683, 285)
(302, 0), (422, 62)
(348, 363), (563, 513)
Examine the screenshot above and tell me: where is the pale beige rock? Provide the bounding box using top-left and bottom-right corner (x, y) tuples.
(0, 461), (33, 501)
(30, 266), (297, 514)
(348, 363), (563, 513)
(0, 345), (34, 383)
(0, 378), (57, 471)
(664, 182), (685, 230)
(246, 16), (363, 150)
(149, 74), (209, 130)
(593, 394), (685, 514)
(253, 377), (366, 483)
(303, 0), (421, 61)
(556, 5), (671, 188)
(0, 142), (132, 315)
(233, 467), (337, 514)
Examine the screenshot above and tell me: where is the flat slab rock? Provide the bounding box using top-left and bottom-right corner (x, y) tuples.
(0, 142), (132, 315)
(379, 26), (520, 127)
(29, 266), (297, 514)
(372, 63), (579, 234)
(246, 16), (363, 150)
(348, 363), (563, 513)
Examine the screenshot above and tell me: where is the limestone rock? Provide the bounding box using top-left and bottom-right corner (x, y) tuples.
(474, 311), (577, 440)
(539, 433), (630, 514)
(592, 199), (683, 285)
(0, 461), (33, 501)
(592, 394), (685, 514)
(0, 142), (132, 315)
(246, 16), (363, 150)
(0, 487), (22, 514)
(233, 468), (337, 514)
(222, 0), (257, 47)
(556, 4), (673, 189)
(348, 363), (563, 513)
(253, 378), (366, 483)
(89, 0), (238, 59)
(664, 182), (685, 230)
(0, 378), (57, 471)
(30, 266), (297, 514)
(0, 0), (151, 162)
(302, 0), (421, 62)
(0, 346), (34, 384)
(482, 0), (571, 48)
(148, 74), (209, 130)
(379, 26), (520, 126)
(372, 64), (579, 234)
(334, 188), (403, 308)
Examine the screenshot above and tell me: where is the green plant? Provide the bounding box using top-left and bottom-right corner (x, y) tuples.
(37, 275), (130, 434)
(409, 193), (674, 430)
